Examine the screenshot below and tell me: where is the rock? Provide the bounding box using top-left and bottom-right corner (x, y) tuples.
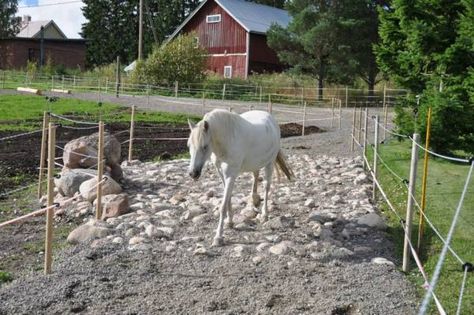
(357, 213), (386, 230)
(63, 132), (121, 169)
(331, 195), (344, 204)
(129, 236), (146, 245)
(145, 225), (164, 238)
(74, 201), (92, 216)
(194, 247), (212, 256)
(97, 193), (129, 220)
(269, 241), (294, 255)
(79, 175), (122, 202)
(125, 228), (137, 238)
(161, 219), (179, 227)
(354, 174), (369, 185)
(109, 164), (123, 182)
(67, 222), (111, 244)
(192, 214), (211, 224)
(170, 193), (186, 205)
(304, 198), (316, 208)
(371, 257), (395, 267)
(262, 216), (295, 230)
(55, 169), (96, 197)
(112, 237), (124, 244)
(256, 242), (271, 252)
(252, 256), (263, 265)
(156, 227), (174, 237)
(182, 207), (207, 221)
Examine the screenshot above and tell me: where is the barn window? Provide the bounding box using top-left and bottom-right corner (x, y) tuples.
(224, 66), (232, 79)
(206, 14), (221, 23)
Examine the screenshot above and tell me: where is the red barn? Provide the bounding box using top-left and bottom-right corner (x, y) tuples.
(168, 0), (290, 79)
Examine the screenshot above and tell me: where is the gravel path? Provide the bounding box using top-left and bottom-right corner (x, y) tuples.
(0, 90), (415, 314)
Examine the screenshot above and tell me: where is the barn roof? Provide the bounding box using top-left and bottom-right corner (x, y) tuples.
(168, 0), (291, 41)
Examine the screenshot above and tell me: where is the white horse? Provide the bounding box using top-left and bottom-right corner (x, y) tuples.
(187, 109), (293, 246)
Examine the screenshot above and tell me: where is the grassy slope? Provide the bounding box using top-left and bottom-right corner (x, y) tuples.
(368, 140), (473, 314)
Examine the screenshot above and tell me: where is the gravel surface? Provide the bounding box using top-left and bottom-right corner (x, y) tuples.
(0, 90), (415, 314)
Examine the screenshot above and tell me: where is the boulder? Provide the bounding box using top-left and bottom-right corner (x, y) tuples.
(93, 193), (129, 220)
(63, 132), (121, 169)
(67, 221), (111, 244)
(54, 169), (96, 197)
(79, 175), (122, 202)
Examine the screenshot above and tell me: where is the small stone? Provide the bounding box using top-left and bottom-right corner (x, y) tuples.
(304, 198), (316, 208)
(192, 214), (211, 224)
(256, 242), (271, 252)
(145, 225), (163, 238)
(129, 236), (146, 245)
(262, 216), (295, 230)
(269, 241), (294, 255)
(357, 213), (387, 230)
(170, 193), (186, 205)
(112, 237), (124, 244)
(354, 174), (368, 185)
(252, 256), (263, 265)
(371, 257), (395, 267)
(161, 219), (179, 227)
(125, 228), (137, 238)
(67, 223), (111, 244)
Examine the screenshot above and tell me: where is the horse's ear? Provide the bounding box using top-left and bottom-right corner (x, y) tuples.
(203, 120), (209, 132)
(188, 118), (195, 130)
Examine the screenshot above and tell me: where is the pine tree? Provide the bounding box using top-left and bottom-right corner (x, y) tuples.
(0, 0), (20, 38)
(267, 0), (382, 99)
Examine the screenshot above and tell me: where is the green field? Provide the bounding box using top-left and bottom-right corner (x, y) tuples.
(0, 94), (198, 131)
(367, 139), (474, 314)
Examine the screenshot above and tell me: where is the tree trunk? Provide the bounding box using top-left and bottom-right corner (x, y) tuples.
(318, 60), (325, 101)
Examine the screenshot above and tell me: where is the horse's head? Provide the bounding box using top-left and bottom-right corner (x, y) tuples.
(187, 119), (212, 180)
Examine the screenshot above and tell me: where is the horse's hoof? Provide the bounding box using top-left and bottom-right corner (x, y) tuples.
(211, 237), (224, 247)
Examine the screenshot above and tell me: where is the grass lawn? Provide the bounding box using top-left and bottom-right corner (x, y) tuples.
(367, 139), (474, 314)
(0, 94), (198, 131)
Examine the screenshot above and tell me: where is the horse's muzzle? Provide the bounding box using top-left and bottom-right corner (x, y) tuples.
(189, 169), (201, 180)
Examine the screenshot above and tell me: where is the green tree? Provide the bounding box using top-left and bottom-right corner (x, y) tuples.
(133, 33), (207, 85)
(376, 0), (474, 154)
(0, 0), (20, 38)
(81, 0), (200, 67)
(267, 0), (382, 99)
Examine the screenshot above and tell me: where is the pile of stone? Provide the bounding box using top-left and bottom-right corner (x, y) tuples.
(51, 132), (129, 220)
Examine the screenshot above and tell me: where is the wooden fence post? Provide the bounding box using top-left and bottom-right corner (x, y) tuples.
(115, 56), (121, 98)
(268, 94), (272, 113)
(338, 99), (342, 129)
(357, 106), (362, 146)
(302, 101), (307, 136)
(174, 81), (179, 98)
(259, 86), (263, 103)
(373, 115), (379, 200)
(345, 86), (348, 108)
(201, 93), (206, 116)
(351, 107), (356, 151)
(417, 107), (432, 252)
(403, 133), (420, 272)
(96, 121), (105, 220)
(37, 112), (49, 198)
(222, 83), (226, 100)
(44, 122), (56, 274)
(128, 105), (136, 162)
(331, 98), (335, 128)
(363, 108), (369, 166)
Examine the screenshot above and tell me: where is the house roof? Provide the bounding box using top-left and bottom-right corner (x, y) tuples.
(168, 0), (291, 41)
(17, 20), (67, 39)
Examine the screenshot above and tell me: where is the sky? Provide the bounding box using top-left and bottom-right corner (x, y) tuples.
(17, 0), (86, 39)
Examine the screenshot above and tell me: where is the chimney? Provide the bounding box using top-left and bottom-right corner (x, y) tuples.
(22, 15), (32, 25)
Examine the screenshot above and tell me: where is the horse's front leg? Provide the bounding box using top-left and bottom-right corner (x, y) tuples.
(259, 163), (273, 223)
(213, 175), (236, 246)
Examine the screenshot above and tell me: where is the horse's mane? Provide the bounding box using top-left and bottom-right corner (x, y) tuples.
(202, 109), (242, 156)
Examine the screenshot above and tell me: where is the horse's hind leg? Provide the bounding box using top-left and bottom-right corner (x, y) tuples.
(259, 163), (273, 223)
(250, 171), (261, 208)
(213, 175), (235, 247)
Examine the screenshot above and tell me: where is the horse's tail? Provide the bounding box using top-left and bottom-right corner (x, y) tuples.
(274, 150), (294, 181)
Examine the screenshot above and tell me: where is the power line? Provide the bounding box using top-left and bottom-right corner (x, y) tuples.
(18, 1), (82, 9)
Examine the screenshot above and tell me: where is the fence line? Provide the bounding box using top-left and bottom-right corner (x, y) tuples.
(0, 129), (43, 142)
(419, 161), (474, 315)
(409, 136), (471, 164)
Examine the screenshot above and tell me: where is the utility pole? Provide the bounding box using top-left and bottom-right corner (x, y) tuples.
(138, 0), (144, 60)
